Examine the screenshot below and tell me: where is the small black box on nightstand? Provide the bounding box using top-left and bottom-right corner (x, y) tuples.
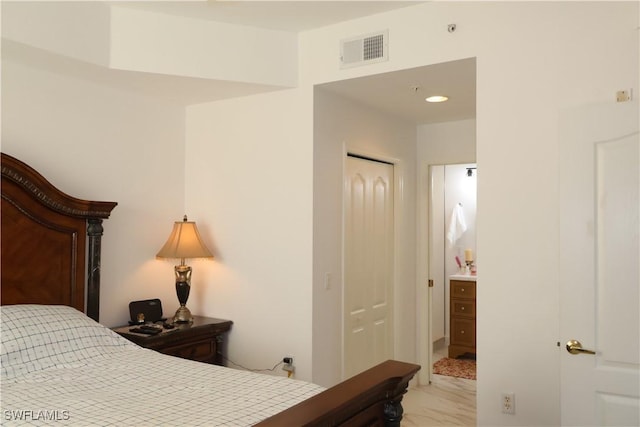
(129, 298), (163, 324)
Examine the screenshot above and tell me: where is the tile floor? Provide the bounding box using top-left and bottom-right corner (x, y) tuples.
(401, 346), (476, 426)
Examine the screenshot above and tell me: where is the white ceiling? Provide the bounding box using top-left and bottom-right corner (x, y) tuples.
(117, 1), (422, 32)
(8, 1), (475, 124)
(116, 0), (475, 124)
(318, 58), (476, 125)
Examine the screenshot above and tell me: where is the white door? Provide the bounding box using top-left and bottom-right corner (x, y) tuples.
(344, 155), (394, 378)
(559, 100), (639, 425)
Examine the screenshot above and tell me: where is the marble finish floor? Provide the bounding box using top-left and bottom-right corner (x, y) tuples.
(402, 347), (476, 426)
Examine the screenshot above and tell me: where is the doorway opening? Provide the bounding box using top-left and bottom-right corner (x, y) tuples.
(312, 57), (476, 390)
(429, 163), (477, 367)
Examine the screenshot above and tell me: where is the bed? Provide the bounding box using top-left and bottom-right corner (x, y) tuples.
(0, 152), (420, 426)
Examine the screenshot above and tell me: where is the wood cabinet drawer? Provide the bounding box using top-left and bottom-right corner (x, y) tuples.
(451, 299), (476, 318)
(162, 339), (216, 362)
(448, 279), (476, 358)
(450, 317), (476, 347)
(451, 280), (476, 299)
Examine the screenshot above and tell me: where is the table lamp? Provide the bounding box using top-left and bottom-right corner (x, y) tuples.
(156, 215), (213, 323)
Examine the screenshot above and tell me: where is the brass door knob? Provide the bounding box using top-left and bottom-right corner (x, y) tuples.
(566, 340), (596, 355)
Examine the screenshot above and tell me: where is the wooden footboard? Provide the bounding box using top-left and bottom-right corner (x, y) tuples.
(256, 360), (420, 427)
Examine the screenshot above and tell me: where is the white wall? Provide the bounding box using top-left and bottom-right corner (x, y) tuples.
(3, 2), (637, 425)
(469, 3), (635, 425)
(109, 5), (298, 87)
(184, 88), (314, 380)
(312, 88), (417, 386)
(184, 83), (417, 386)
(1, 45), (186, 327)
(418, 119), (477, 165)
(1, 2), (111, 67)
(2, 2), (298, 88)
(300, 2), (637, 425)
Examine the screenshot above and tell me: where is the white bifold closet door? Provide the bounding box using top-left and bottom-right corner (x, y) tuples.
(343, 155), (394, 379)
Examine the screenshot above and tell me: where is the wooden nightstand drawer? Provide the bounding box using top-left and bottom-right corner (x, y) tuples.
(162, 339), (216, 362)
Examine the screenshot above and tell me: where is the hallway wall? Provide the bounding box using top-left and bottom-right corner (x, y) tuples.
(312, 88), (417, 386)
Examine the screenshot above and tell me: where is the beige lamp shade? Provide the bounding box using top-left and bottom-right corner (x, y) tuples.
(156, 215), (213, 261)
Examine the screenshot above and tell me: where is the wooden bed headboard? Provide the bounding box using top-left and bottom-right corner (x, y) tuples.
(1, 153), (117, 321)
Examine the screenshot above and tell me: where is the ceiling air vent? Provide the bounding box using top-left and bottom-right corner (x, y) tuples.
(340, 30), (388, 69)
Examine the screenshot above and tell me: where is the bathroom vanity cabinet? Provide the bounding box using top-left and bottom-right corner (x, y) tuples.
(449, 278), (476, 359)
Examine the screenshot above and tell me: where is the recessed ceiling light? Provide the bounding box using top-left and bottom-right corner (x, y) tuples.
(425, 95), (449, 103)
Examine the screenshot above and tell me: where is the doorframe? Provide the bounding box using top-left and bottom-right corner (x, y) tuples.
(341, 144), (404, 380)
(417, 159), (432, 385)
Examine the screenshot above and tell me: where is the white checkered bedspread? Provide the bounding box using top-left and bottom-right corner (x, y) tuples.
(1, 305), (324, 426)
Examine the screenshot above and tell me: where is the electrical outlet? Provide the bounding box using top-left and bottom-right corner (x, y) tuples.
(282, 363), (295, 373)
(282, 356), (294, 375)
(502, 393), (515, 415)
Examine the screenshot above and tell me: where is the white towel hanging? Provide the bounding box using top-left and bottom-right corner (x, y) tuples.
(446, 203), (467, 246)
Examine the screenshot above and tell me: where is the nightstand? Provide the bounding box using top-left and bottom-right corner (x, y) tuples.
(113, 316), (232, 365)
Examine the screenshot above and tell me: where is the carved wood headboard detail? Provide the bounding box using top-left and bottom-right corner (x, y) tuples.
(1, 153), (117, 321)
